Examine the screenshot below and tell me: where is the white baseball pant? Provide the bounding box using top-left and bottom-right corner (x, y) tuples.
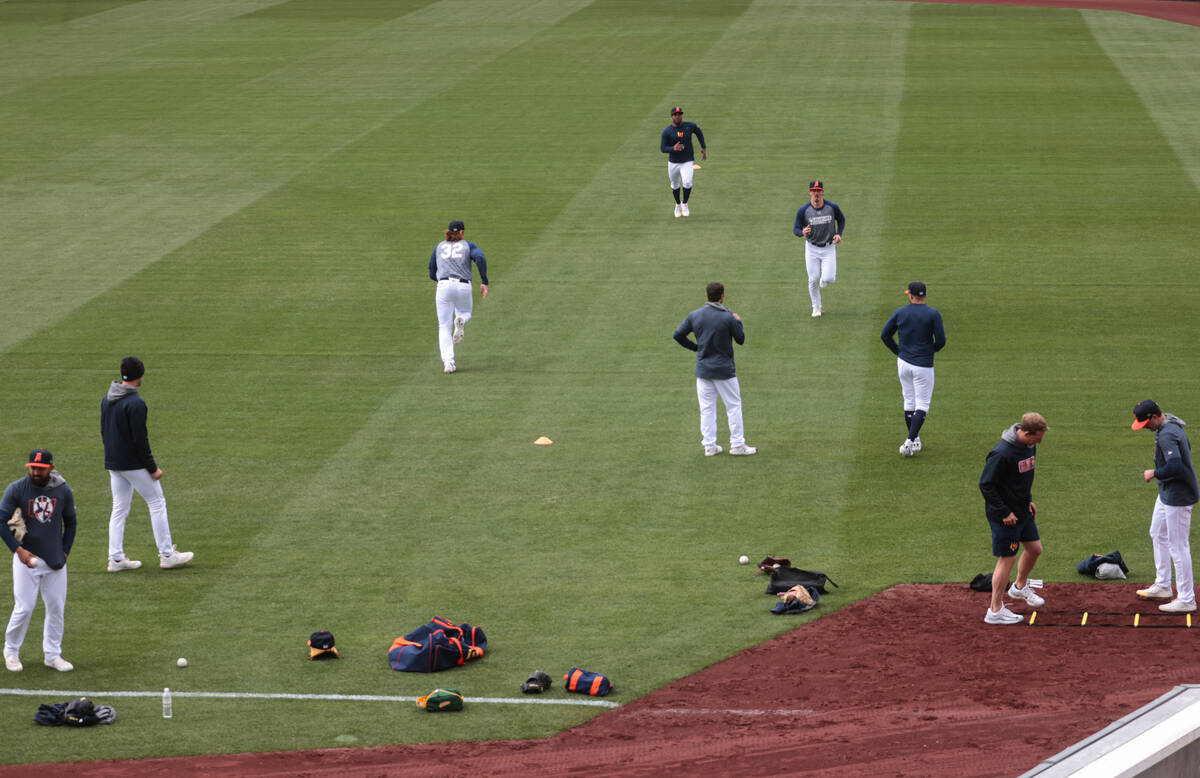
(6, 554), (67, 661)
(804, 242), (836, 309)
(109, 469), (175, 559)
(435, 279), (473, 368)
(667, 160), (695, 190)
(696, 377), (745, 449)
(897, 358), (935, 412)
(1149, 496), (1195, 603)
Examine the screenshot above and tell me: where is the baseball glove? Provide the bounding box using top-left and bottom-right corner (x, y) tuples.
(756, 555), (790, 574)
(521, 670), (552, 694)
(6, 507), (26, 544)
(780, 585), (814, 606)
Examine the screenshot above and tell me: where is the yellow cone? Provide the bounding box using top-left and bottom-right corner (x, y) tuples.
(693, 164), (702, 170)
(534, 436), (553, 446)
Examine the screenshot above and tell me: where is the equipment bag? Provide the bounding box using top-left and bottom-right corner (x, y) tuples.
(563, 668), (613, 697)
(765, 567), (838, 595)
(388, 616), (487, 673)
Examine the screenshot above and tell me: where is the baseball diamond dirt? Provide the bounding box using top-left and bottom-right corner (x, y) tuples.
(5, 0), (1198, 775)
(16, 583), (1200, 777)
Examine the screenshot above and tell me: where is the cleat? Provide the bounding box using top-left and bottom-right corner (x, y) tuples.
(107, 557), (142, 572)
(984, 606), (1023, 625)
(443, 363), (456, 374)
(44, 656), (74, 672)
(159, 546), (194, 569)
(912, 437), (922, 453)
(729, 445), (757, 456)
(4, 652), (21, 672)
(674, 204), (682, 218)
(704, 445), (722, 457)
(1008, 583), (1045, 608)
(680, 203), (690, 217)
(1136, 584), (1173, 600)
(452, 316), (465, 345)
(819, 280), (828, 289)
(899, 439), (915, 457)
(811, 307), (822, 318)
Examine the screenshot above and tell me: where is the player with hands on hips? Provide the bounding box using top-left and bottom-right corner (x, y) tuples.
(1131, 400), (1198, 613)
(881, 281), (946, 456)
(793, 180), (845, 317)
(979, 413), (1050, 625)
(1, 449), (77, 672)
(660, 107), (706, 218)
(429, 219), (488, 374)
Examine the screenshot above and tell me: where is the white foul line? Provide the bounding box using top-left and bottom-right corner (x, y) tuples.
(0, 688), (619, 708)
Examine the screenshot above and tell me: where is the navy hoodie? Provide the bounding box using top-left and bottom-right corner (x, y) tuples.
(979, 424), (1038, 522)
(101, 381), (158, 472)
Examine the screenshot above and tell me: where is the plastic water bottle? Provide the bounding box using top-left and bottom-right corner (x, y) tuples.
(162, 687), (173, 719)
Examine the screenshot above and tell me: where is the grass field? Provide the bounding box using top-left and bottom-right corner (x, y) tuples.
(1, 0), (1199, 764)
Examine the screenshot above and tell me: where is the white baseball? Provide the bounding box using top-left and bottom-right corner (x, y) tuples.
(738, 555), (750, 565)
(176, 657), (188, 668)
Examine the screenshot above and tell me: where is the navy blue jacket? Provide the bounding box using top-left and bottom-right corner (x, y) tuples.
(881, 303), (946, 368)
(101, 382), (158, 472)
(1152, 415), (1199, 507)
(674, 303), (744, 380)
(660, 121), (706, 164)
(0, 472), (76, 570)
(979, 426), (1037, 522)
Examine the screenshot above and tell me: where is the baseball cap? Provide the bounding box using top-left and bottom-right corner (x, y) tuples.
(809, 180), (824, 191)
(670, 106), (683, 115)
(26, 448), (53, 469)
(906, 281), (927, 297)
(121, 356), (144, 381)
(447, 220), (465, 232)
(307, 630), (341, 660)
(1131, 399), (1161, 430)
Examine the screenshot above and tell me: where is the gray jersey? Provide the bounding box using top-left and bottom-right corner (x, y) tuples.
(434, 240), (479, 281)
(794, 200), (846, 247)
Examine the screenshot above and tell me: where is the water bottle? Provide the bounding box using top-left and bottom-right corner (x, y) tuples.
(162, 687), (173, 719)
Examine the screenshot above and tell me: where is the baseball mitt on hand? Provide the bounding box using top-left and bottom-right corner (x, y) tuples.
(521, 670), (552, 694)
(6, 507), (26, 544)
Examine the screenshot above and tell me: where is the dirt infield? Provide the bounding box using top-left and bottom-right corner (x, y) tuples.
(900, 0), (1200, 26)
(23, 582), (1200, 777)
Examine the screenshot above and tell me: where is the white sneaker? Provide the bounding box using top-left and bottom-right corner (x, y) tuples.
(160, 546), (194, 569)
(44, 656), (74, 672)
(984, 606), (1023, 625)
(1137, 584), (1173, 600)
(1159, 599), (1197, 613)
(704, 445), (722, 457)
(107, 557), (142, 572)
(4, 652), (21, 672)
(912, 437), (922, 453)
(729, 445), (757, 456)
(819, 280), (828, 289)
(1008, 583), (1045, 608)
(899, 439), (915, 457)
(674, 204), (682, 218)
(811, 307), (822, 318)
(443, 363), (456, 374)
(452, 316), (465, 345)
(680, 203), (690, 217)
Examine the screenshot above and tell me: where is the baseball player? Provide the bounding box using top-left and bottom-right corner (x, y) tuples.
(1131, 400), (1198, 613)
(673, 282), (757, 457)
(880, 281), (946, 456)
(429, 219), (488, 374)
(660, 107), (706, 218)
(979, 413), (1049, 625)
(1, 449), (77, 672)
(793, 180), (845, 317)
(102, 356), (193, 571)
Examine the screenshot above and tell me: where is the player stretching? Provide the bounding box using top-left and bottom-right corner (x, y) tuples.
(660, 107), (706, 218)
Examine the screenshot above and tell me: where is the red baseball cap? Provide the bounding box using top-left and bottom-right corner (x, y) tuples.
(670, 106), (683, 115)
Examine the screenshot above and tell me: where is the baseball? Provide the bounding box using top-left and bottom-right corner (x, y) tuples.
(738, 555), (750, 565)
(176, 657), (188, 668)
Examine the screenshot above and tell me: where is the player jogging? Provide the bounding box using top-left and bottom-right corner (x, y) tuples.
(793, 180), (845, 317)
(429, 219), (488, 374)
(881, 281), (946, 456)
(660, 107), (706, 218)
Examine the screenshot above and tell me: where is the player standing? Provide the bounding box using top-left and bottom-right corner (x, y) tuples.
(660, 107), (706, 218)
(429, 220), (489, 374)
(979, 413), (1049, 625)
(880, 281), (946, 456)
(102, 356), (193, 571)
(1131, 400), (1198, 613)
(1, 449), (77, 672)
(673, 282), (756, 457)
(793, 180), (845, 317)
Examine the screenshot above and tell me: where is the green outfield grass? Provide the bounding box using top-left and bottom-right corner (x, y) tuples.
(1, 0), (1198, 764)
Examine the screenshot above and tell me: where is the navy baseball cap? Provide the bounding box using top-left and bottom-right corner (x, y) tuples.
(906, 281), (927, 297)
(1132, 399), (1161, 430)
(809, 180), (824, 191)
(121, 356), (144, 381)
(670, 106), (683, 115)
(447, 220), (465, 232)
(26, 448), (53, 469)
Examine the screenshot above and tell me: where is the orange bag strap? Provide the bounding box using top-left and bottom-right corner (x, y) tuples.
(566, 668), (583, 691)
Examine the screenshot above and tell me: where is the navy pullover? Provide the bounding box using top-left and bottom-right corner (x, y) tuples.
(881, 303), (946, 368)
(660, 122), (706, 164)
(673, 303), (744, 380)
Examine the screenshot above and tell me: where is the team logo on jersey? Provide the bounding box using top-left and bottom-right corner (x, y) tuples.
(28, 496), (57, 523)
(676, 131), (684, 139)
(1018, 456), (1035, 473)
(1009, 543), (1019, 552)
